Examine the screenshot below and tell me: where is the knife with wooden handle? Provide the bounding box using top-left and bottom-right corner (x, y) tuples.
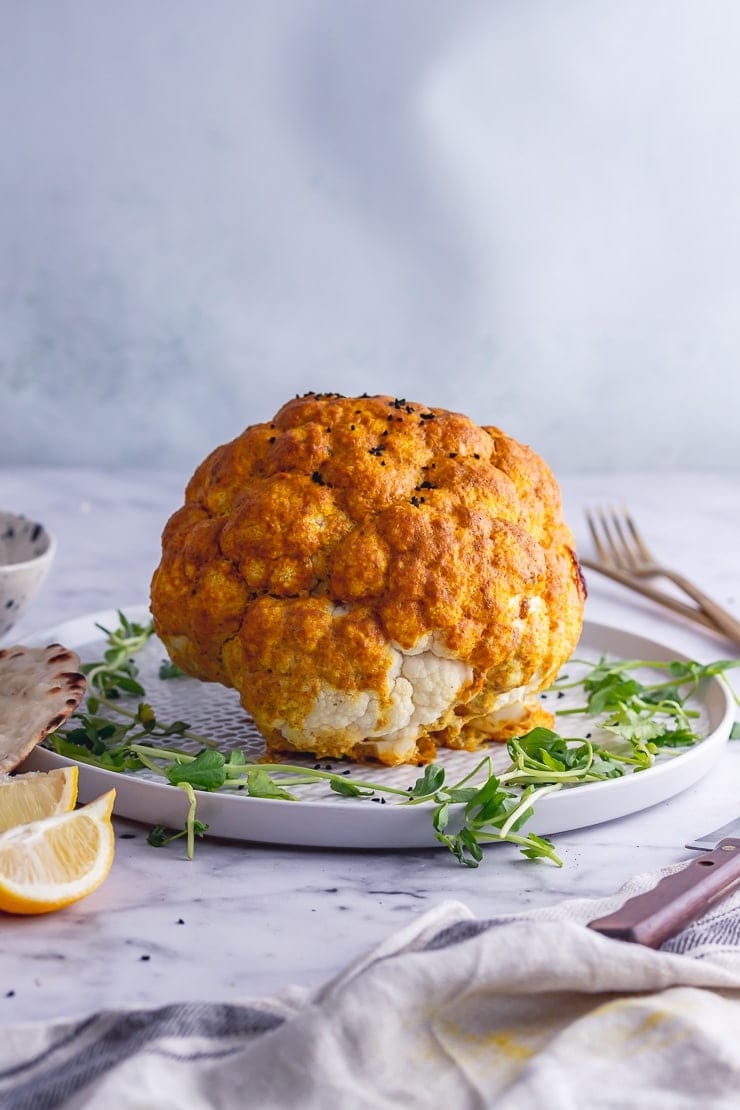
(587, 817), (740, 948)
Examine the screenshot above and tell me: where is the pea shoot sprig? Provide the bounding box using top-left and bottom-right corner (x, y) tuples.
(42, 615), (740, 867)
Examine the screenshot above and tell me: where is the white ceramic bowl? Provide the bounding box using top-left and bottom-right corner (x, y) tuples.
(0, 510), (56, 640)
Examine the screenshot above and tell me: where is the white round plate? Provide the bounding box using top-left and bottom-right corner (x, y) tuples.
(20, 607), (734, 849)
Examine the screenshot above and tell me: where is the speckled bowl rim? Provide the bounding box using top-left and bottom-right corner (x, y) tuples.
(0, 511), (57, 573)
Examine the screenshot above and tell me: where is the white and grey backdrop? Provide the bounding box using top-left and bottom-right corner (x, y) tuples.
(2, 0), (740, 475)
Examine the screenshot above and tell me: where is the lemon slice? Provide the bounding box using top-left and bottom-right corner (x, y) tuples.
(0, 789), (116, 914)
(0, 767), (79, 832)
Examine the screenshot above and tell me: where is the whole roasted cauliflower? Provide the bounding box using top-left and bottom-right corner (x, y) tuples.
(150, 393), (586, 765)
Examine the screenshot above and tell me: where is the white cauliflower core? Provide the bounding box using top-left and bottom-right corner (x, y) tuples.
(275, 631), (473, 764)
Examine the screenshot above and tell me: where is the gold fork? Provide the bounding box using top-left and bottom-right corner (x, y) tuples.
(582, 505), (740, 645)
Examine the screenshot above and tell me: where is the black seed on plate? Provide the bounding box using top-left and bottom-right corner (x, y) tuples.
(140, 955), (151, 962)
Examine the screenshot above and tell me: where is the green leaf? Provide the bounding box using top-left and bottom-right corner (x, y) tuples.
(519, 833), (557, 861)
(408, 764), (445, 797)
(246, 767), (297, 800)
(147, 819), (209, 848)
(157, 720), (191, 737)
(731, 722), (740, 740)
(165, 749), (226, 791)
(433, 802), (450, 833)
(159, 660), (188, 680)
(329, 777), (374, 798)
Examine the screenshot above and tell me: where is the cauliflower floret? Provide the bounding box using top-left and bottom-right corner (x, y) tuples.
(150, 393), (586, 765)
(280, 632), (473, 765)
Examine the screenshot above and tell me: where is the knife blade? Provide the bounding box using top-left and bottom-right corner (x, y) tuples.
(685, 814), (740, 851)
(587, 817), (740, 948)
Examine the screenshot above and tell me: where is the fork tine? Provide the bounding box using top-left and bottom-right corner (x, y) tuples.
(608, 507), (640, 571)
(597, 506), (628, 566)
(585, 508), (611, 563)
(622, 505), (653, 562)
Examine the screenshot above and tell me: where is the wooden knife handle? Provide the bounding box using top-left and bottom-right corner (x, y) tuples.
(587, 838), (740, 948)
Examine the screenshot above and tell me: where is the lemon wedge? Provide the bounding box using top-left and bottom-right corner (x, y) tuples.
(0, 767), (79, 832)
(0, 789), (116, 914)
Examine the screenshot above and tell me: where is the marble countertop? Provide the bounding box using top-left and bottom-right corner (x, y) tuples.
(1, 466), (739, 1027)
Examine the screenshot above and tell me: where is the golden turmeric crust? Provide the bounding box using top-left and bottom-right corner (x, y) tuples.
(150, 393), (585, 765)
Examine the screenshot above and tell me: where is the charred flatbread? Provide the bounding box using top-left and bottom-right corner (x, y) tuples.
(0, 644), (86, 773)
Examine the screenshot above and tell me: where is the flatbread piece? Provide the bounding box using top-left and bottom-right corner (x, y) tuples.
(0, 644), (86, 774)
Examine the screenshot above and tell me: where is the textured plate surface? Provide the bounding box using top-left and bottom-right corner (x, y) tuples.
(20, 606), (734, 848)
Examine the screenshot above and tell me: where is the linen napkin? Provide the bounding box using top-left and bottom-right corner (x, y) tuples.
(3, 862), (740, 1110)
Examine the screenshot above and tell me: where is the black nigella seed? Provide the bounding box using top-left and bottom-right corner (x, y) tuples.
(5, 600), (13, 609)
(586, 733), (592, 739)
(140, 955), (151, 962)
(176, 918), (185, 925)
(313, 763), (322, 770)
(449, 452), (457, 459)
(371, 797), (381, 803)
(5, 990), (15, 998)
(31, 523), (42, 541)
(557, 691), (565, 699)
(380, 460), (386, 466)
(350, 425), (355, 430)
(380, 798), (386, 804)
(473, 453), (480, 459)
(269, 436), (276, 443)
(311, 471), (325, 485)
(410, 496), (420, 507)
(119, 833), (136, 840)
